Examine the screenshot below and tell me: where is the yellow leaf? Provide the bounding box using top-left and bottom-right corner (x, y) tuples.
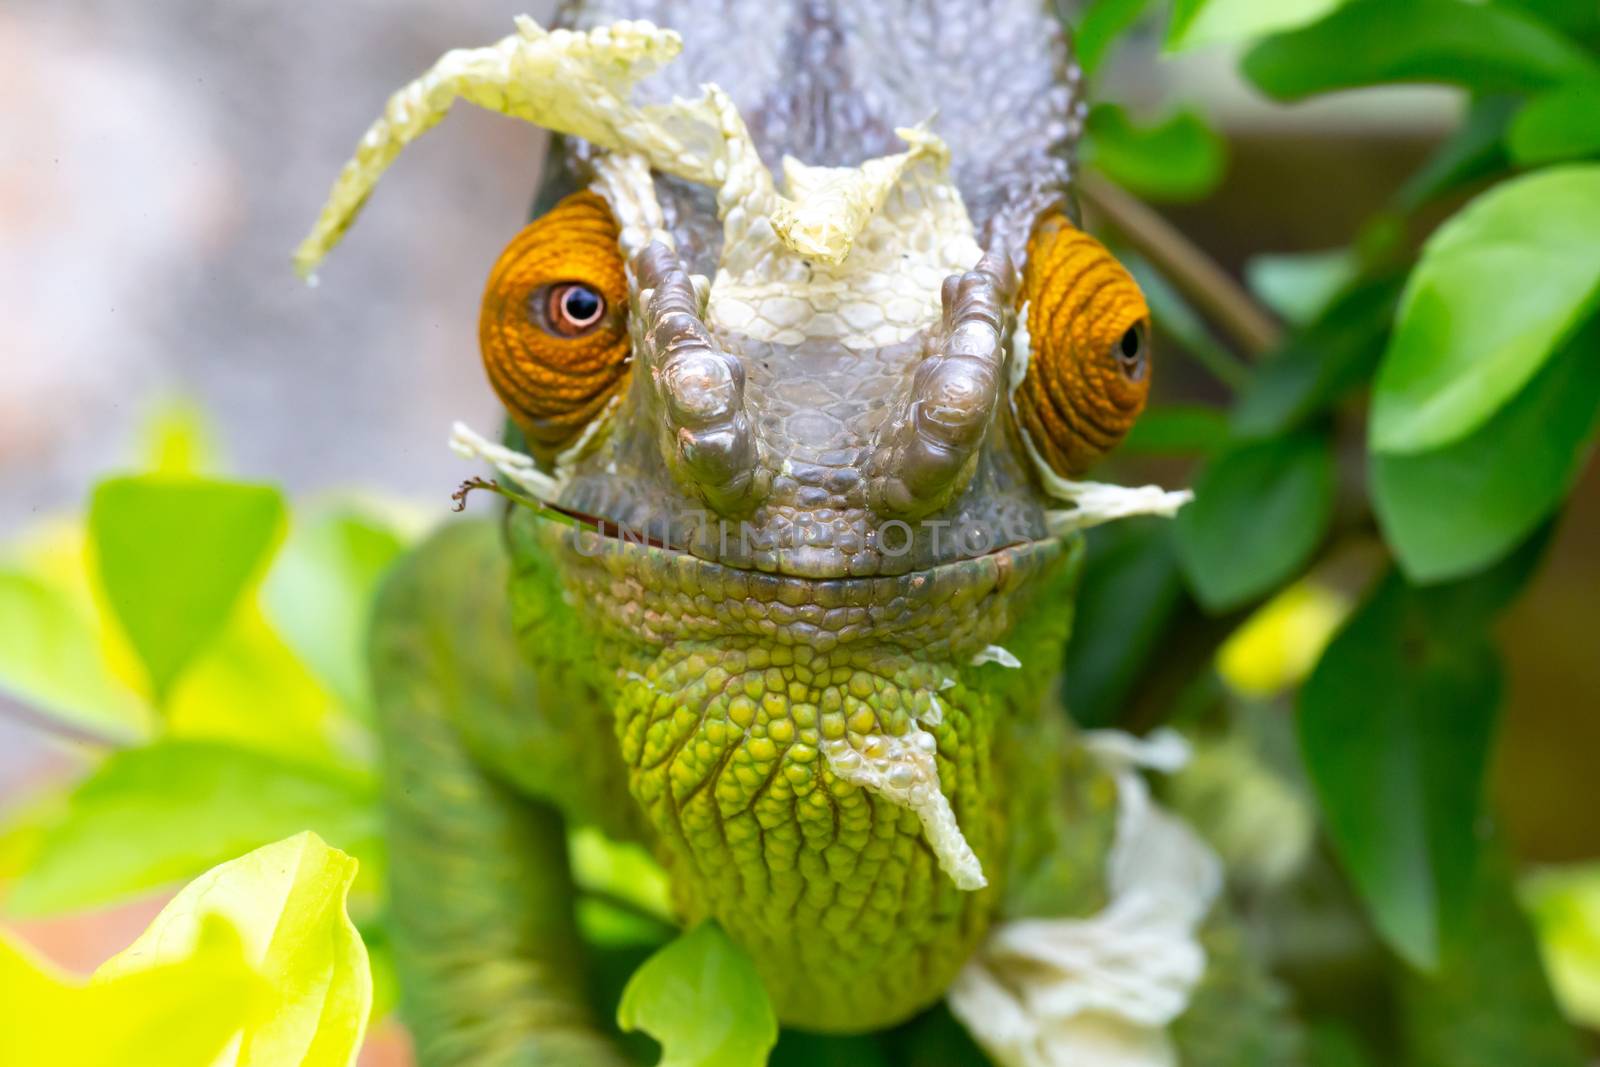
(96, 832), (372, 1067)
(0, 833), (372, 1067)
(1217, 579), (1349, 698)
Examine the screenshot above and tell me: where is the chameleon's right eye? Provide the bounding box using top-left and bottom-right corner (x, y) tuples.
(480, 191), (630, 460)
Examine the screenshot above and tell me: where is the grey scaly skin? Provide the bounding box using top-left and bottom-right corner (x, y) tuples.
(344, 2), (1302, 1063)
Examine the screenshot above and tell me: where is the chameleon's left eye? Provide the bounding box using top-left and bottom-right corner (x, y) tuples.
(480, 191), (630, 460)
(1013, 212), (1152, 479)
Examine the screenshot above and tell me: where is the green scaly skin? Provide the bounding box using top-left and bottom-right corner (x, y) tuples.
(371, 515), (1302, 1065)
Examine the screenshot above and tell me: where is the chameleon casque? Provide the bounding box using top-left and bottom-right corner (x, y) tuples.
(297, 2), (1297, 1064)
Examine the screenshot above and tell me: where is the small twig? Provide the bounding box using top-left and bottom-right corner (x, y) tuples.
(0, 692), (138, 749)
(1079, 172), (1284, 359)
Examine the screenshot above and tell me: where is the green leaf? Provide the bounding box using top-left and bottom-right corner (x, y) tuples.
(1521, 863), (1600, 1029)
(1372, 166), (1600, 455)
(1245, 248), (1357, 326)
(1073, 0), (1157, 77)
(618, 921), (777, 1067)
(89, 476), (286, 701)
(1299, 571), (1501, 969)
(1175, 431), (1336, 612)
(1063, 519), (1186, 728)
(1120, 405), (1231, 456)
(1084, 103), (1227, 202)
(1242, 0), (1599, 101)
(1402, 855), (1585, 1066)
(1510, 81), (1600, 164)
(1, 914), (264, 1067)
(1396, 95), (1519, 213)
(0, 569), (149, 743)
(94, 832), (372, 1067)
(7, 740), (381, 917)
(262, 507), (407, 713)
(1233, 271), (1404, 439)
(1168, 0), (1345, 52)
(1372, 317), (1600, 582)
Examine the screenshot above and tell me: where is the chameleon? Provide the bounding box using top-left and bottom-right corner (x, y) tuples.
(297, 3), (1299, 1064)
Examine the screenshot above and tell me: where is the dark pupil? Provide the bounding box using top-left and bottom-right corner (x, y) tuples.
(1119, 326), (1141, 360)
(562, 286), (601, 323)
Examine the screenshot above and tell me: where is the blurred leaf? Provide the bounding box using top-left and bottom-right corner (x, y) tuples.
(1371, 165), (1600, 454)
(1242, 0), (1599, 100)
(0, 915), (263, 1067)
(1372, 317), (1600, 582)
(1217, 579), (1349, 698)
(1073, 0), (1157, 76)
(569, 826), (675, 923)
(1085, 103), (1227, 202)
(94, 832), (372, 1067)
(163, 607), (356, 766)
(1176, 431), (1336, 612)
(7, 740), (380, 918)
(89, 476), (286, 702)
(1510, 81), (1600, 164)
(1497, 0), (1600, 41)
(1120, 405), (1231, 456)
(139, 398), (220, 476)
(262, 507), (407, 714)
(1245, 249), (1357, 326)
(771, 1030), (891, 1067)
(1299, 571), (1501, 969)
(1063, 519), (1187, 727)
(1233, 271), (1404, 438)
(1168, 0), (1345, 52)
(1522, 863), (1600, 1028)
(1402, 856), (1584, 1066)
(1397, 95), (1519, 212)
(617, 921), (777, 1067)
(0, 570), (149, 743)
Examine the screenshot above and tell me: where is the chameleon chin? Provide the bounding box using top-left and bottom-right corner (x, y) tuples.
(298, 4), (1287, 1065)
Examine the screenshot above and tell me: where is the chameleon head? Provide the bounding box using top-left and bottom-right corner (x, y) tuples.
(298, 15), (1181, 1031)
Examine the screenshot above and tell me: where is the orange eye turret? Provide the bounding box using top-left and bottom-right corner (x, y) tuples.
(1014, 213), (1151, 478)
(480, 191), (631, 460)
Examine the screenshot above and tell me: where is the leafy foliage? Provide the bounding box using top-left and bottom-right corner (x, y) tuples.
(618, 922), (778, 1067)
(1, 833), (370, 1067)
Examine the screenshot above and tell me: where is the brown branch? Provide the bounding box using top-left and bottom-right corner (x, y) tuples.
(1079, 172), (1284, 359)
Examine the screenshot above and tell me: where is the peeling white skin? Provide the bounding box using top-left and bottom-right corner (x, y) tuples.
(971, 645), (1022, 669)
(822, 725), (986, 892)
(1019, 428), (1194, 535)
(948, 729), (1222, 1067)
(450, 421), (562, 503)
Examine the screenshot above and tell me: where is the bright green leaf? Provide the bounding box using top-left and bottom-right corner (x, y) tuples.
(1372, 166), (1600, 455)
(89, 476), (286, 701)
(1073, 0), (1157, 76)
(1372, 318), (1600, 582)
(7, 740), (381, 918)
(1175, 431), (1336, 612)
(1522, 863), (1600, 1029)
(1299, 571), (1501, 969)
(1168, 0), (1345, 52)
(1242, 0), (1599, 101)
(94, 832), (372, 1067)
(0, 914), (264, 1067)
(262, 508), (407, 714)
(0, 570), (149, 743)
(618, 921), (777, 1067)
(1085, 103), (1228, 202)
(139, 397), (221, 476)
(1510, 81), (1600, 164)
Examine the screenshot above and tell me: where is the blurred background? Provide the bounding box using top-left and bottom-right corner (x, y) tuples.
(2, 1), (1597, 1064)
